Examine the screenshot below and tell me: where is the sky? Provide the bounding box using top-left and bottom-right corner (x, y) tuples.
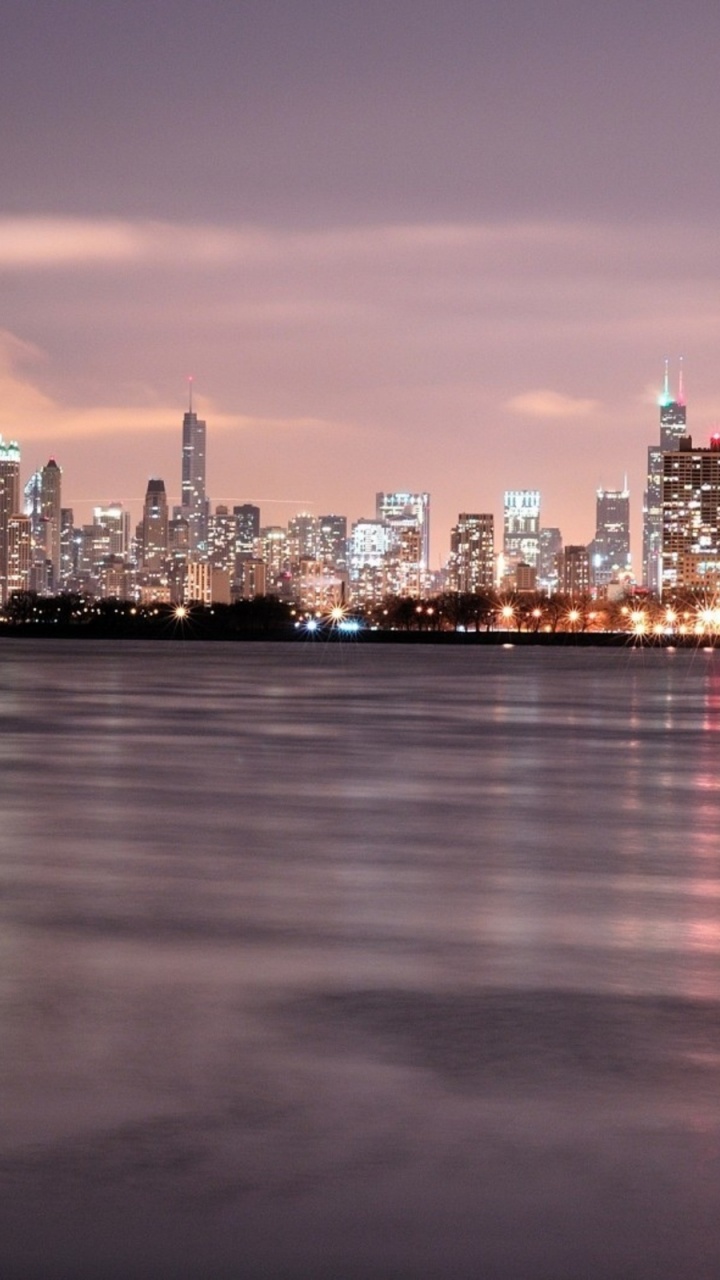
(4, 0), (720, 566)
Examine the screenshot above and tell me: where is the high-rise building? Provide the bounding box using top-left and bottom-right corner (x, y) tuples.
(376, 493), (430, 568)
(448, 513), (494, 593)
(588, 487), (630, 586)
(317, 514), (348, 571)
(348, 518), (394, 604)
(537, 527), (563, 593)
(208, 505), (237, 574)
(60, 508), (75, 585)
(6, 515), (32, 596)
(40, 459), (62, 588)
(181, 383), (207, 555)
(503, 490), (540, 569)
(376, 492), (430, 595)
(0, 436), (21, 604)
(142, 479), (169, 570)
(561, 545), (591, 597)
(93, 503), (129, 557)
(661, 433), (720, 593)
(234, 504), (261, 555)
(287, 513), (318, 565)
(643, 360), (686, 591)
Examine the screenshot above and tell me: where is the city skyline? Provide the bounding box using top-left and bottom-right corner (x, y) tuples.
(5, 4), (720, 563)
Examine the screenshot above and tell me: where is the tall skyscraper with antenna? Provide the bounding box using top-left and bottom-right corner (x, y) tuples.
(643, 359), (687, 591)
(181, 378), (208, 555)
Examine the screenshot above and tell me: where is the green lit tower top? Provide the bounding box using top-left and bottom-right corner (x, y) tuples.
(659, 356), (687, 449)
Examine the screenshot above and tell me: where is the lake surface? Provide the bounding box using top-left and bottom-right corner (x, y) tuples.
(1, 639), (719, 1279)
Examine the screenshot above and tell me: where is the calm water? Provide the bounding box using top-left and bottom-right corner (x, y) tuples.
(1, 639), (719, 1279)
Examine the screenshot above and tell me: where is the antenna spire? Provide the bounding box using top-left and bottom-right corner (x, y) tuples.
(678, 355), (685, 406)
(188, 375), (194, 414)
(663, 357), (670, 405)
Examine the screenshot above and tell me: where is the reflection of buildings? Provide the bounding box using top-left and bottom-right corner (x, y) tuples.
(661, 433), (720, 593)
(644, 360), (686, 591)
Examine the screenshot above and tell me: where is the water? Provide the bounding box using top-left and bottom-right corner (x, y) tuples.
(1, 639), (719, 1279)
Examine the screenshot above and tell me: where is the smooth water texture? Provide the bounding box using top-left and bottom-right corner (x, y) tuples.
(1, 640), (719, 1279)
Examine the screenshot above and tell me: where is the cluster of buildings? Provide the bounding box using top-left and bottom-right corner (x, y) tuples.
(0, 364), (718, 608)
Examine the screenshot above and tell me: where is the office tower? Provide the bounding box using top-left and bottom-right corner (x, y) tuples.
(448, 513), (494, 593)
(259, 526), (288, 585)
(643, 360), (686, 591)
(661, 433), (720, 593)
(0, 436), (21, 604)
(39, 458), (62, 588)
(181, 383), (207, 554)
(537, 527), (563, 594)
(376, 493), (430, 569)
(561, 545), (591, 597)
(317, 514), (348, 571)
(93, 503), (129, 557)
(348, 518), (394, 604)
(208, 505), (237, 573)
(376, 492), (430, 596)
(234, 504), (261, 554)
(185, 560), (212, 605)
(6, 515), (32, 596)
(588, 487), (630, 586)
(142, 479), (169, 570)
(60, 509), (75, 585)
(287, 513), (319, 565)
(503, 490), (540, 569)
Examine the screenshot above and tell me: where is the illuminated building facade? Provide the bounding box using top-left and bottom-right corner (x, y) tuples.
(0, 436), (21, 604)
(448, 513), (494, 592)
(376, 491), (430, 596)
(142, 479), (169, 570)
(561, 545), (591, 597)
(537, 527), (562, 593)
(643, 360), (686, 591)
(348, 518), (393, 604)
(6, 515), (32, 596)
(503, 490), (540, 570)
(661, 433), (720, 593)
(317, 514), (348, 571)
(589, 486), (630, 586)
(181, 388), (207, 554)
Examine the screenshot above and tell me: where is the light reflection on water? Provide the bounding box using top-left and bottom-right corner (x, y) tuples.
(0, 640), (719, 1279)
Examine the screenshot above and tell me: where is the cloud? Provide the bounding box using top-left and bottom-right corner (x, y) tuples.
(0, 330), (334, 444)
(505, 389), (600, 419)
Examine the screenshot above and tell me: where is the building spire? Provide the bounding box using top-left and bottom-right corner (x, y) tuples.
(188, 375), (194, 414)
(678, 355), (685, 406)
(662, 356), (670, 406)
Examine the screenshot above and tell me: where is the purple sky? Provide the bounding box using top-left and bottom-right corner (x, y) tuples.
(3, 0), (720, 564)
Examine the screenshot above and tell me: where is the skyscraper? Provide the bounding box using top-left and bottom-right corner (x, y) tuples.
(142, 479), (169, 570)
(0, 436), (21, 604)
(643, 359), (686, 591)
(40, 458), (62, 588)
(181, 382), (207, 555)
(661, 433), (720, 593)
(588, 486), (630, 586)
(503, 490), (540, 569)
(375, 492), (430, 595)
(448, 513), (494, 592)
